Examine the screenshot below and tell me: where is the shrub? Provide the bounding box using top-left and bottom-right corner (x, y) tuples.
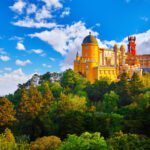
(31, 136), (61, 150)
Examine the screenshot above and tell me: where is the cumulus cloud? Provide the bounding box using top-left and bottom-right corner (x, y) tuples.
(35, 6), (52, 21)
(16, 59), (32, 66)
(12, 17), (58, 29)
(42, 0), (62, 9)
(26, 3), (37, 14)
(0, 68), (31, 96)
(131, 29), (150, 54)
(10, 0), (26, 14)
(0, 55), (10, 61)
(10, 0), (66, 29)
(29, 21), (98, 55)
(16, 42), (26, 50)
(29, 21), (101, 71)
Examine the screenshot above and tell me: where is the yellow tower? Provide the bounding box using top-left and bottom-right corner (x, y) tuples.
(74, 32), (99, 82)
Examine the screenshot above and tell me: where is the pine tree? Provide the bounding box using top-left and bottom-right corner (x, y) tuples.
(130, 72), (144, 97)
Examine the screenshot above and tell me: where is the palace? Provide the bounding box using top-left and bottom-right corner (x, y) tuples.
(74, 33), (150, 83)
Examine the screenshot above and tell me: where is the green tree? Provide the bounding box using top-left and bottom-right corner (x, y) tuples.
(102, 91), (119, 113)
(50, 82), (63, 98)
(89, 112), (123, 137)
(107, 131), (150, 150)
(60, 69), (87, 94)
(86, 79), (110, 102)
(61, 69), (81, 89)
(41, 81), (54, 112)
(130, 72), (144, 97)
(58, 94), (87, 113)
(116, 72), (132, 106)
(59, 132), (107, 150)
(59, 111), (86, 138)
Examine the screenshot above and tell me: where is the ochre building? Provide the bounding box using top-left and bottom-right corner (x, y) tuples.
(74, 33), (146, 83)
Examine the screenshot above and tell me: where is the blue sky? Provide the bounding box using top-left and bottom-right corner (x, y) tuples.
(0, 0), (150, 95)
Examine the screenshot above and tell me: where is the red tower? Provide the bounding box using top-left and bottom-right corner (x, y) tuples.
(128, 36), (136, 55)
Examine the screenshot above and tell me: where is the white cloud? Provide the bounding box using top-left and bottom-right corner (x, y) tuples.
(16, 59), (32, 66)
(29, 21), (99, 71)
(16, 42), (26, 50)
(31, 49), (46, 56)
(4, 67), (12, 71)
(0, 55), (10, 61)
(35, 6), (52, 21)
(10, 0), (26, 14)
(0, 68), (31, 96)
(29, 21), (98, 56)
(12, 17), (58, 29)
(26, 4), (37, 14)
(42, 63), (52, 68)
(32, 49), (43, 54)
(42, 0), (62, 9)
(10, 0), (67, 29)
(61, 7), (70, 18)
(130, 29), (150, 54)
(100, 29), (150, 55)
(49, 57), (55, 61)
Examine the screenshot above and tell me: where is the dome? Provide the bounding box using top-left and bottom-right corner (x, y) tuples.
(82, 32), (98, 45)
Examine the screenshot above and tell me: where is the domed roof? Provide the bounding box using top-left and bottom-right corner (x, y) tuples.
(82, 32), (98, 45)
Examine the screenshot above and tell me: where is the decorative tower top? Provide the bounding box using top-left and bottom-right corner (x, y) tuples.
(114, 44), (118, 52)
(76, 51), (79, 57)
(128, 36), (136, 55)
(82, 32), (98, 45)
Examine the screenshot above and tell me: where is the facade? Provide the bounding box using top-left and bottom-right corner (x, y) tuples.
(74, 33), (144, 83)
(137, 54), (150, 71)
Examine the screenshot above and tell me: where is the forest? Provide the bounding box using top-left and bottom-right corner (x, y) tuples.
(0, 69), (150, 150)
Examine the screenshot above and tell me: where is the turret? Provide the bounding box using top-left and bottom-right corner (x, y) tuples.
(114, 44), (119, 66)
(120, 44), (125, 66)
(128, 36), (136, 55)
(76, 51), (80, 61)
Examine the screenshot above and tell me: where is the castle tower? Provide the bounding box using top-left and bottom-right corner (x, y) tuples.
(81, 32), (99, 82)
(114, 44), (118, 66)
(120, 44), (125, 66)
(128, 36), (136, 55)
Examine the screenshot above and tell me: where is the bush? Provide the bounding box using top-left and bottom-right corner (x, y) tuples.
(107, 131), (150, 150)
(31, 136), (61, 150)
(59, 132), (107, 150)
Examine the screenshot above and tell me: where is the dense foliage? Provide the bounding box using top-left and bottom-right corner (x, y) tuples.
(0, 69), (150, 149)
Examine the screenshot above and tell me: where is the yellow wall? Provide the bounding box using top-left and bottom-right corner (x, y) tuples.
(74, 42), (118, 83)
